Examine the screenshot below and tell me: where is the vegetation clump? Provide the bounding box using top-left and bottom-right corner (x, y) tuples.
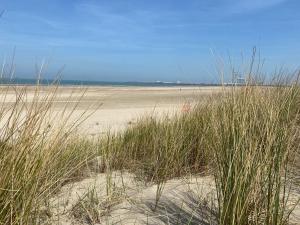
(102, 77), (300, 224)
(0, 73), (299, 224)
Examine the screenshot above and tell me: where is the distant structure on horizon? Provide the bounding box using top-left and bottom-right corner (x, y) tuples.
(224, 72), (246, 86)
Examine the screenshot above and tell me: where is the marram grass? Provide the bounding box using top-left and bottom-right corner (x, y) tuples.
(102, 81), (300, 224)
(207, 85), (300, 225)
(0, 85), (96, 225)
(0, 76), (299, 224)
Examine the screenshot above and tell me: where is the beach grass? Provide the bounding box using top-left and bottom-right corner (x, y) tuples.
(101, 77), (300, 224)
(208, 84), (300, 225)
(0, 85), (97, 224)
(0, 73), (299, 224)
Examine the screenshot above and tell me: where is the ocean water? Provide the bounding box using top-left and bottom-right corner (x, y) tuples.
(0, 78), (218, 87)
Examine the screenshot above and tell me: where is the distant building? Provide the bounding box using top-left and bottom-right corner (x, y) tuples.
(224, 72), (246, 86)
(236, 75), (246, 85)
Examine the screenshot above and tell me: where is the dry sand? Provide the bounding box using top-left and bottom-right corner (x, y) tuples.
(45, 170), (300, 225)
(66, 86), (216, 135)
(0, 85), (222, 135)
(23, 85), (220, 224)
(1, 85), (299, 224)
(47, 171), (217, 225)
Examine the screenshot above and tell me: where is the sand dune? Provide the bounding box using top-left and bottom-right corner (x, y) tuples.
(2, 85), (298, 224)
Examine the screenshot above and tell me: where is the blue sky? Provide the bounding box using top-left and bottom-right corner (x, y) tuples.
(0, 0), (299, 83)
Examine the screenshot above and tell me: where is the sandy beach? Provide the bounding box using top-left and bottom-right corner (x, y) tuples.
(1, 85), (299, 225)
(72, 86), (221, 135)
(0, 85), (222, 135)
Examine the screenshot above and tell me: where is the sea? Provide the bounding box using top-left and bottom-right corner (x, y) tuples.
(0, 78), (218, 87)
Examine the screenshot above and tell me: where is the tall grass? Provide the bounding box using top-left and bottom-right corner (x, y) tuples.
(102, 77), (300, 224)
(0, 85), (96, 224)
(0, 70), (299, 224)
(102, 106), (212, 183)
(208, 84), (300, 225)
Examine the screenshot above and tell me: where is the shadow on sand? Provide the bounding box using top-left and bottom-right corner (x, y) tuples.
(140, 192), (217, 225)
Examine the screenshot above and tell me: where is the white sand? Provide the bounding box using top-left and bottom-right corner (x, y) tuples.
(0, 85), (299, 224)
(46, 171), (217, 225)
(45, 171), (300, 225)
(0, 85), (222, 135)
(62, 86), (221, 135)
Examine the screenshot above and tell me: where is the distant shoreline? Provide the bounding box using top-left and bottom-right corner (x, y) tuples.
(0, 78), (220, 87)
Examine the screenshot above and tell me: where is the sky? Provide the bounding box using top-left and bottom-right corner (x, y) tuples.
(0, 0), (299, 83)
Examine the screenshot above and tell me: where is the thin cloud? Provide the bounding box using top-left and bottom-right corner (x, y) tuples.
(229, 0), (288, 14)
(3, 10), (70, 31)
